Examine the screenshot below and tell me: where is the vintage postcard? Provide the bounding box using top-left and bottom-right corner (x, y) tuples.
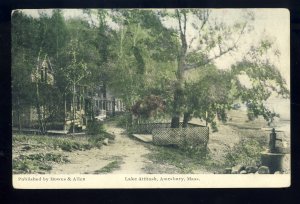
(12, 8), (290, 188)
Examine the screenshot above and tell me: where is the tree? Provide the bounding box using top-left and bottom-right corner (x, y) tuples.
(151, 9), (289, 128)
(158, 9), (253, 127)
(184, 66), (233, 129)
(106, 9), (177, 110)
(62, 38), (88, 133)
(230, 38), (289, 124)
(12, 10), (60, 133)
(11, 11), (37, 131)
(12, 9), (289, 133)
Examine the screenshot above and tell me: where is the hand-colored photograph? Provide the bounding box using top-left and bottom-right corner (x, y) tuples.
(12, 9), (290, 188)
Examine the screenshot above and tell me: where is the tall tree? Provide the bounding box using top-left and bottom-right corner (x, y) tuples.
(12, 11), (37, 130)
(163, 9), (253, 127)
(106, 9), (177, 109)
(152, 9), (288, 128)
(63, 38), (88, 133)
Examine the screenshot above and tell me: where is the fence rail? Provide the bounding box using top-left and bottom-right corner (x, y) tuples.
(131, 122), (206, 134)
(130, 122), (209, 149)
(152, 127), (209, 148)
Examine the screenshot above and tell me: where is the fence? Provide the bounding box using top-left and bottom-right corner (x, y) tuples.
(130, 122), (206, 134)
(131, 122), (209, 149)
(152, 127), (209, 149)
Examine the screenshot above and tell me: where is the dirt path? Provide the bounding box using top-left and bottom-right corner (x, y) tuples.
(50, 123), (151, 174)
(49, 121), (243, 174)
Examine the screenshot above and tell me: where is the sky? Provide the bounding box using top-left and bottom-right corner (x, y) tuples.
(19, 9), (290, 88)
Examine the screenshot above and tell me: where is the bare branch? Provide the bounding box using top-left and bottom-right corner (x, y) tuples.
(184, 45), (236, 71)
(234, 22), (247, 45)
(188, 36), (196, 49)
(176, 9), (183, 38)
(199, 10), (210, 30)
(184, 20), (248, 71)
(183, 11), (187, 36)
(176, 9), (188, 52)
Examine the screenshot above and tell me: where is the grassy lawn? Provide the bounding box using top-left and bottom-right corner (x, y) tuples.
(12, 133), (106, 174)
(141, 122), (268, 174)
(143, 144), (223, 174)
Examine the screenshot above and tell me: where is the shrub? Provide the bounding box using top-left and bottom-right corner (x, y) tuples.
(225, 138), (264, 167)
(88, 135), (104, 148)
(53, 139), (92, 152)
(13, 159), (34, 173)
(86, 120), (106, 135)
(13, 153), (69, 174)
(116, 113), (132, 128)
(211, 121), (218, 132)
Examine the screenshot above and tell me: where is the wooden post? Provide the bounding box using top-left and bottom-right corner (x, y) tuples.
(112, 98), (116, 117)
(64, 93), (67, 122)
(205, 111), (208, 127)
(72, 83), (76, 134)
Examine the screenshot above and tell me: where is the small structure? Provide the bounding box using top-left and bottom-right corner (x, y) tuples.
(12, 58), (125, 133)
(268, 128), (282, 153)
(131, 122), (209, 150)
(261, 128), (289, 173)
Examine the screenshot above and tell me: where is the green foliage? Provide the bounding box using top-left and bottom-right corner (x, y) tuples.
(12, 9), (289, 132)
(13, 153), (69, 174)
(13, 134), (99, 152)
(86, 120), (106, 135)
(93, 159), (123, 174)
(13, 159), (45, 173)
(86, 120), (114, 147)
(231, 60), (289, 124)
(87, 135), (104, 148)
(225, 138), (265, 167)
(115, 113), (132, 128)
(145, 145), (211, 174)
(131, 95), (166, 119)
(19, 153), (69, 163)
(53, 140), (92, 152)
(184, 67), (233, 127)
(210, 121), (218, 132)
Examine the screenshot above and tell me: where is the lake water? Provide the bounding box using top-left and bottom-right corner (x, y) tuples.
(238, 97), (290, 137)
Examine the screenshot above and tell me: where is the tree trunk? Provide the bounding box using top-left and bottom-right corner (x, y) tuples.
(35, 82), (45, 134)
(182, 112), (191, 128)
(205, 111), (208, 127)
(170, 47), (186, 128)
(72, 83), (76, 133)
(103, 81), (107, 98)
(171, 86), (183, 128)
(64, 93), (67, 122)
(17, 95), (21, 132)
(112, 97), (116, 117)
(171, 10), (188, 128)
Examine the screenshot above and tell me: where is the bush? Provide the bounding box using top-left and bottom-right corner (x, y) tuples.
(53, 139), (92, 152)
(13, 153), (69, 174)
(13, 159), (34, 173)
(86, 120), (106, 135)
(225, 138), (264, 167)
(116, 113), (132, 128)
(211, 121), (218, 132)
(88, 135), (104, 148)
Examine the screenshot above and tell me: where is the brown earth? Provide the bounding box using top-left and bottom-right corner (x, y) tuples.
(50, 124), (151, 174)
(13, 108), (290, 174)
